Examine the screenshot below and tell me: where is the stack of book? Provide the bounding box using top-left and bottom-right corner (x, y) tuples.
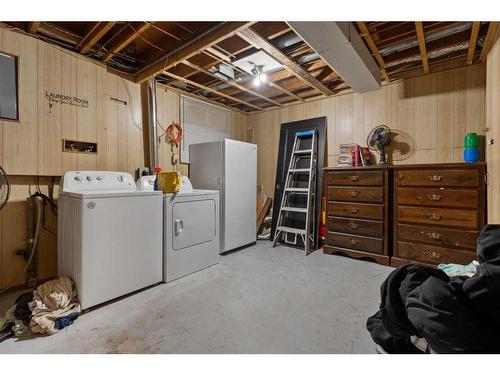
(337, 144), (371, 167)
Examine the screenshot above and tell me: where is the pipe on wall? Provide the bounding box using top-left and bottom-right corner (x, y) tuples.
(145, 78), (159, 172)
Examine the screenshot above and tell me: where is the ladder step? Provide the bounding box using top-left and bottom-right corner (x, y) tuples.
(282, 206), (308, 213)
(293, 149), (312, 155)
(285, 187), (309, 193)
(295, 130), (316, 137)
(289, 168), (310, 173)
(277, 226), (306, 235)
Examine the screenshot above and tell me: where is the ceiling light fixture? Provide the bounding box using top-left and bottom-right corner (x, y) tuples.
(251, 65), (267, 87)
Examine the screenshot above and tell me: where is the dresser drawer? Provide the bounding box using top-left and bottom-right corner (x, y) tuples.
(397, 206), (478, 229)
(328, 217), (383, 237)
(396, 169), (479, 187)
(328, 186), (383, 204)
(396, 241), (477, 265)
(398, 224), (478, 250)
(329, 202), (383, 220)
(397, 187), (479, 208)
(328, 232), (383, 254)
(326, 170), (383, 186)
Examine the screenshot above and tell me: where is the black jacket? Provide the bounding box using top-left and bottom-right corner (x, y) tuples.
(367, 225), (500, 353)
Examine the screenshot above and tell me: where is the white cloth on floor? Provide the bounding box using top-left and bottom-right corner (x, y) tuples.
(28, 276), (81, 335)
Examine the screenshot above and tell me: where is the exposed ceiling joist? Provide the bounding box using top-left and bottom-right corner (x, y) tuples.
(37, 22), (81, 45)
(357, 22), (390, 82)
(163, 71), (265, 111)
(415, 22), (430, 74)
(27, 22), (40, 34)
(181, 60), (283, 107)
(466, 22), (481, 64)
(160, 83), (247, 114)
(205, 46), (231, 62)
(238, 27), (334, 96)
(80, 22), (116, 54)
(103, 22), (152, 63)
(135, 22), (254, 84)
(480, 22), (499, 62)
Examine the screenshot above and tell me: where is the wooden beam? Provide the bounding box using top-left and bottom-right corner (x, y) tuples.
(158, 83), (248, 114)
(238, 28), (334, 96)
(480, 22), (499, 62)
(80, 22), (116, 54)
(466, 22), (481, 65)
(163, 71), (266, 111)
(103, 22), (152, 63)
(135, 22), (254, 84)
(415, 22), (430, 74)
(27, 22), (40, 34)
(356, 22), (390, 82)
(181, 60), (282, 107)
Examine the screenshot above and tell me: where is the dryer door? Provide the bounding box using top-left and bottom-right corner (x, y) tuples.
(172, 199), (216, 250)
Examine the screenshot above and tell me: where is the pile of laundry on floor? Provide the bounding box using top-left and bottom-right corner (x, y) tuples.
(367, 224), (500, 353)
(0, 276), (81, 338)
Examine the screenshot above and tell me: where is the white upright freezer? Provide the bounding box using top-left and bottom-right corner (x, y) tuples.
(189, 139), (257, 253)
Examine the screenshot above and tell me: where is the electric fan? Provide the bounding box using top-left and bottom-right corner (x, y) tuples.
(0, 165), (10, 209)
(367, 125), (391, 165)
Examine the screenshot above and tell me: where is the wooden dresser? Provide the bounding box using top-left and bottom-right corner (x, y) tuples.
(392, 163), (487, 267)
(323, 166), (391, 266)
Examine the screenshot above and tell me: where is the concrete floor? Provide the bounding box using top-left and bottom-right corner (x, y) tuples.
(0, 242), (392, 353)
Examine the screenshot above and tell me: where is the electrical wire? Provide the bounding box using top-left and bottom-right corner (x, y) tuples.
(0, 197), (42, 295)
(166, 122), (183, 145)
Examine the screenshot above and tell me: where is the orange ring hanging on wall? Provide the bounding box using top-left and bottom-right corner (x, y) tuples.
(166, 121), (183, 145)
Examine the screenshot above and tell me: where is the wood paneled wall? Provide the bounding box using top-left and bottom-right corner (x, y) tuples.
(0, 28), (247, 289)
(486, 32), (500, 224)
(0, 28), (145, 177)
(248, 64), (486, 197)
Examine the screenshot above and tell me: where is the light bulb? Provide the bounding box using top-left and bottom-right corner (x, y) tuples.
(259, 72), (267, 83)
(253, 76), (261, 86)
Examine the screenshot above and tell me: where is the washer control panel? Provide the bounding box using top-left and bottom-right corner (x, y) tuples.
(136, 175), (156, 191)
(62, 171), (136, 192)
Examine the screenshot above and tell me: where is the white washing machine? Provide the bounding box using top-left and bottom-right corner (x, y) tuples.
(58, 171), (163, 309)
(137, 175), (220, 282)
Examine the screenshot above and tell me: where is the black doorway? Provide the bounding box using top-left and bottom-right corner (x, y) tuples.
(270, 116), (327, 250)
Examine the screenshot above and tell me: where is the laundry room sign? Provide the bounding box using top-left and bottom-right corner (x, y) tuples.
(45, 90), (89, 110)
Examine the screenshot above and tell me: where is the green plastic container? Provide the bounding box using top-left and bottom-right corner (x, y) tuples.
(464, 132), (479, 148)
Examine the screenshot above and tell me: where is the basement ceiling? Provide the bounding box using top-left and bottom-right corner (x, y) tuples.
(0, 21), (497, 113)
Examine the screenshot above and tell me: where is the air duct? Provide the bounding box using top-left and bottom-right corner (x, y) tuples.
(289, 22), (381, 93)
(142, 78), (158, 172)
(379, 22), (473, 56)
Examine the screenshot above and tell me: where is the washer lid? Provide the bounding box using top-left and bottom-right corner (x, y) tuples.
(61, 189), (163, 199)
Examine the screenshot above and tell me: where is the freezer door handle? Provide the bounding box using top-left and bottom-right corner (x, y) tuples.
(216, 176), (223, 187)
(175, 219), (183, 236)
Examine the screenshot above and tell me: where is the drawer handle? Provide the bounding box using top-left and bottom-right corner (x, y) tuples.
(350, 239), (359, 247)
(350, 190), (361, 197)
(351, 208), (359, 214)
(423, 213), (441, 221)
(426, 175), (443, 182)
(422, 250), (442, 259)
(349, 175), (360, 181)
(423, 232), (442, 240)
(348, 222), (359, 229)
(427, 194), (442, 201)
